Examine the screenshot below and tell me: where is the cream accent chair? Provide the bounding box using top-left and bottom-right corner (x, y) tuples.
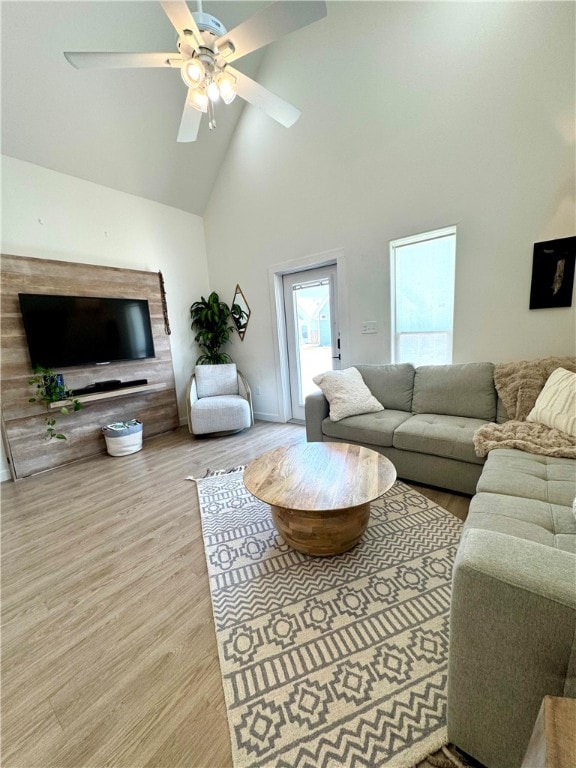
(188, 363), (253, 437)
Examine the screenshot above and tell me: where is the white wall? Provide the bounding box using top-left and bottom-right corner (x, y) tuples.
(1, 155), (209, 480)
(204, 1), (576, 421)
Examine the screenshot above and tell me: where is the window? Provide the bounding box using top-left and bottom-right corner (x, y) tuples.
(390, 226), (456, 366)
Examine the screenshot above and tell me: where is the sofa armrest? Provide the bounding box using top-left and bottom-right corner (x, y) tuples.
(305, 391), (329, 442)
(448, 528), (576, 768)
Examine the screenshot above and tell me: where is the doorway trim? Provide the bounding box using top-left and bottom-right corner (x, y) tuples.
(268, 248), (349, 423)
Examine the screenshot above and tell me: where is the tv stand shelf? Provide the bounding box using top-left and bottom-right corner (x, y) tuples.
(50, 382), (167, 409)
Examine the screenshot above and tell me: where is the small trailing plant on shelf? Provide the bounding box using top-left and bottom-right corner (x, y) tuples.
(190, 291), (248, 364)
(28, 365), (82, 440)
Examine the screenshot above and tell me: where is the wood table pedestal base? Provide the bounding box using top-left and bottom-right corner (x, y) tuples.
(244, 443), (396, 558)
(270, 501), (371, 557)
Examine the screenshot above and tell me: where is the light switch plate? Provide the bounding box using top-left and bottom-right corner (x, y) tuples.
(361, 321), (377, 334)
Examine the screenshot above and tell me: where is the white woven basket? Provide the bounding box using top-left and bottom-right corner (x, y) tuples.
(102, 420), (143, 457)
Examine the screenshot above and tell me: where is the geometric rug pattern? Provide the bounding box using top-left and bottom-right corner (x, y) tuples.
(194, 470), (463, 768)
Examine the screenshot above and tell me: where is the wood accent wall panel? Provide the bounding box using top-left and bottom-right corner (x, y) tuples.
(1, 254), (179, 479)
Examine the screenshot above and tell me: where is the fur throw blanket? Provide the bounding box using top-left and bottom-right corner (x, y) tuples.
(474, 356), (576, 459)
(494, 355), (576, 421)
(474, 420), (576, 459)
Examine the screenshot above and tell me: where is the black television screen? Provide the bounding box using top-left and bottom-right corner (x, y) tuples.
(18, 293), (156, 369)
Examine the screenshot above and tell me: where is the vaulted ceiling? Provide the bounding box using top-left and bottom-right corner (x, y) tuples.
(1, 1), (279, 215)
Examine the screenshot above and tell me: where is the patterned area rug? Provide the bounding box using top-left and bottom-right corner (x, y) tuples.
(193, 469), (463, 768)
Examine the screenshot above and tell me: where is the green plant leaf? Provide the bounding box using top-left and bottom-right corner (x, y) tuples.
(190, 291), (238, 363)
(28, 365), (82, 440)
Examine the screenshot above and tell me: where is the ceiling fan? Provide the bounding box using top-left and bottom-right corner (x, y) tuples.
(64, 1), (327, 142)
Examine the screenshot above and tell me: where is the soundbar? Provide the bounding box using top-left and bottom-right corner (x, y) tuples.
(72, 378), (148, 396)
(95, 380), (121, 391)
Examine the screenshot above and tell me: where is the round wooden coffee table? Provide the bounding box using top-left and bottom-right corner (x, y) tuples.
(243, 442), (396, 556)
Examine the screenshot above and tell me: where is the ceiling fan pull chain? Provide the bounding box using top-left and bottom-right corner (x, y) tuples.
(208, 99), (216, 130)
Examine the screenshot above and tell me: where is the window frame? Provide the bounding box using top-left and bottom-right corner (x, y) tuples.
(389, 225), (457, 365)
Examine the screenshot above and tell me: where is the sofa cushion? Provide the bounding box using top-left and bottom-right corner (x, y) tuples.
(322, 409), (411, 447)
(412, 362), (496, 420)
(313, 367), (384, 422)
(190, 394), (251, 434)
(555, 536), (576, 553)
(467, 492), (576, 552)
(355, 364), (415, 411)
(496, 397), (509, 425)
(195, 363), (238, 398)
(476, 448), (576, 507)
(393, 414), (486, 464)
(526, 367), (576, 437)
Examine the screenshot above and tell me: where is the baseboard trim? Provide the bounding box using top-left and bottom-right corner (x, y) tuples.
(254, 412), (283, 423)
(1, 468), (13, 483)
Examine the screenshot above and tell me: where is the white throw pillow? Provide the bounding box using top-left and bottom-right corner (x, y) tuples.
(526, 367), (576, 437)
(313, 367), (384, 422)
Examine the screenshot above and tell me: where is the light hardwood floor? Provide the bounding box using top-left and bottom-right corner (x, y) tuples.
(1, 423), (470, 768)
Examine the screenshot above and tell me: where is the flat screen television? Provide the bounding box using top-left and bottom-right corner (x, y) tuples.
(18, 293), (156, 369)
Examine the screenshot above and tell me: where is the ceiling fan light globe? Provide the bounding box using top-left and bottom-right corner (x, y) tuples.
(207, 81), (220, 103)
(220, 89), (237, 105)
(190, 88), (208, 113)
(216, 71), (237, 104)
(180, 58), (205, 88)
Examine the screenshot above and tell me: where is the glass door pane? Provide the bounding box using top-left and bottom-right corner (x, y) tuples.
(283, 266), (339, 421)
(293, 279), (334, 401)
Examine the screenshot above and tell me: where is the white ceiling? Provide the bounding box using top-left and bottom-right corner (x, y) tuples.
(1, 1), (280, 215)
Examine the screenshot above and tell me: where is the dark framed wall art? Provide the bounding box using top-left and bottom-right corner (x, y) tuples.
(529, 235), (576, 309)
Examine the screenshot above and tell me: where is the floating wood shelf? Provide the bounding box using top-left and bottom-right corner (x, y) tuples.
(49, 383), (167, 409)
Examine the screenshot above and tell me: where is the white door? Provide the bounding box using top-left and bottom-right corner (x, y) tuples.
(282, 265), (340, 422)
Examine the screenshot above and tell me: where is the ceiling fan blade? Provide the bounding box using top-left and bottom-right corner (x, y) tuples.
(177, 91), (203, 142)
(160, 1), (204, 52)
(216, 1), (327, 63)
(64, 52), (181, 69)
(230, 67), (300, 128)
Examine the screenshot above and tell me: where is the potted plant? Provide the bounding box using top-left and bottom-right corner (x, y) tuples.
(190, 291), (247, 364)
(28, 365), (82, 439)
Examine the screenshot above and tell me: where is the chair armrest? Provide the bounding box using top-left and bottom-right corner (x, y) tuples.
(187, 374), (199, 434)
(237, 370), (254, 426)
(305, 391), (329, 442)
(448, 528), (576, 768)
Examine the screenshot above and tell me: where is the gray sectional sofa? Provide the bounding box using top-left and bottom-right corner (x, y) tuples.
(305, 362), (499, 494)
(305, 361), (576, 768)
(449, 449), (576, 768)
